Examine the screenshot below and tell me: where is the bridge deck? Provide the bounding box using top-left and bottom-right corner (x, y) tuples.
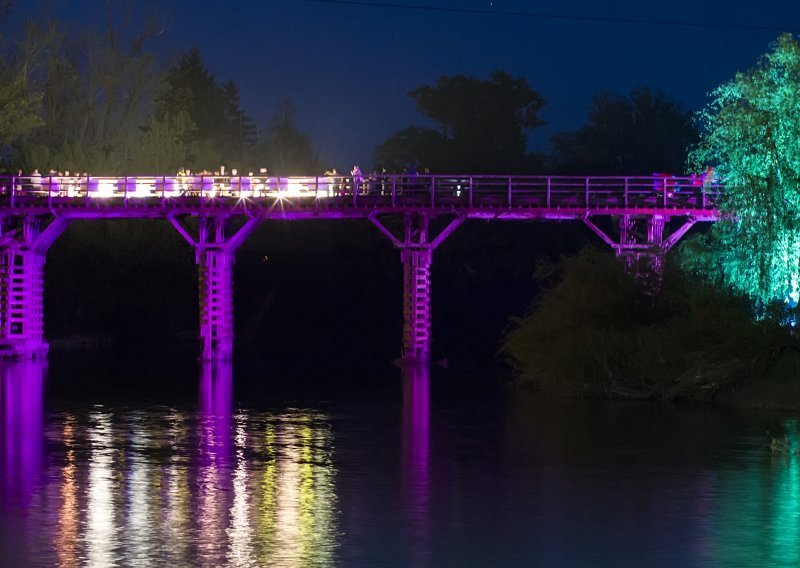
(0, 174), (721, 221)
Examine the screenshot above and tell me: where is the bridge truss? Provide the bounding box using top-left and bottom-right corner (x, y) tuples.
(0, 174), (721, 363)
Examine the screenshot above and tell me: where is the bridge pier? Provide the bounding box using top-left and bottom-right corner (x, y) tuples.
(169, 215), (260, 360)
(370, 213), (462, 366)
(0, 216), (69, 359)
(583, 213), (696, 292)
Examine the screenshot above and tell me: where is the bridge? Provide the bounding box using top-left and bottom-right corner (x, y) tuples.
(0, 173), (721, 363)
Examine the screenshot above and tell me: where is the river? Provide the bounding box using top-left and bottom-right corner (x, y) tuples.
(0, 353), (798, 566)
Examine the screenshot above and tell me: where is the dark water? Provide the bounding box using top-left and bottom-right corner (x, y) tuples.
(1, 354), (799, 567)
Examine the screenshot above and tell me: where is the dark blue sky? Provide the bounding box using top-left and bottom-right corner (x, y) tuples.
(15, 0), (800, 170)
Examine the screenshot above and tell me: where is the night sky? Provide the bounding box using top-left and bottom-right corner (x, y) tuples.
(13, 0), (800, 171)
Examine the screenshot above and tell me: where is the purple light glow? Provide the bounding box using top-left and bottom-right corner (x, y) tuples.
(1, 361), (46, 508)
(199, 360), (234, 467)
(402, 364), (431, 550)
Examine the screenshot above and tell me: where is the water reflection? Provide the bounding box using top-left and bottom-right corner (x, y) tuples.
(198, 360), (234, 567)
(706, 418), (800, 566)
(402, 364), (431, 563)
(196, 360), (339, 567)
(1, 361), (46, 509)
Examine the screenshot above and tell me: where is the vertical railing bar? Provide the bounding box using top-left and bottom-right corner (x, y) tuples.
(585, 177), (590, 208)
(431, 176), (435, 207)
(392, 175), (396, 207)
(469, 176), (473, 208)
(508, 176), (512, 207)
(624, 177), (629, 209)
(546, 177), (551, 208)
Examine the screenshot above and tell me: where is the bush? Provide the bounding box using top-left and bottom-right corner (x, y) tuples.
(502, 247), (800, 400)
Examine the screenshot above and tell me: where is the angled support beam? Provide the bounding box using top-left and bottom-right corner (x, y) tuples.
(167, 213), (196, 247)
(662, 218), (696, 253)
(582, 214), (617, 249)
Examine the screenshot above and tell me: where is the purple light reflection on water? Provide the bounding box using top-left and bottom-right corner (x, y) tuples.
(1, 361), (46, 509)
(199, 360), (234, 466)
(402, 364), (431, 560)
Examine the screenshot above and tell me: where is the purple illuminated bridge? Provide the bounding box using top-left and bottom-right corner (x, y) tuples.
(0, 173), (721, 364)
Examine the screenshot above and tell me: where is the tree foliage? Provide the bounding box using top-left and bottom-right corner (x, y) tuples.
(551, 87), (697, 174)
(13, 12), (159, 173)
(259, 100), (319, 174)
(687, 33), (800, 306)
(150, 47), (257, 171)
(503, 247), (799, 400)
(374, 71), (545, 173)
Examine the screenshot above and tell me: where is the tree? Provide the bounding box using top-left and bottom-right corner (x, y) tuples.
(686, 33), (800, 307)
(372, 126), (449, 173)
(550, 87), (697, 175)
(150, 48), (257, 171)
(11, 9), (159, 173)
(0, 76), (42, 146)
(374, 71), (545, 173)
(260, 100), (319, 174)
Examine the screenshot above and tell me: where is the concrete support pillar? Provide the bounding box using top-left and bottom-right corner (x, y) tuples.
(618, 215), (665, 291)
(402, 246), (433, 365)
(197, 217), (234, 360)
(1, 249), (47, 358)
(369, 213), (462, 366)
(198, 246), (235, 361)
(0, 216), (69, 359)
(169, 214), (260, 361)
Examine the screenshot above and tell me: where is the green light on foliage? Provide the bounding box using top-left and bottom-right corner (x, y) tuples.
(688, 33), (800, 308)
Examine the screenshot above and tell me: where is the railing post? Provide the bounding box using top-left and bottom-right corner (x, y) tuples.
(469, 176), (473, 208)
(392, 176), (397, 208)
(546, 177), (551, 208)
(431, 176), (435, 207)
(663, 177), (667, 208)
(508, 176), (512, 207)
(585, 177), (590, 208)
(624, 177), (629, 208)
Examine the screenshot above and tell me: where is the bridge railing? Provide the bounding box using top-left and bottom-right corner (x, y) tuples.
(0, 174), (721, 210)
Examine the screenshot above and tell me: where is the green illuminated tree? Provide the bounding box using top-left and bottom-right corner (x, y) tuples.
(687, 33), (800, 307)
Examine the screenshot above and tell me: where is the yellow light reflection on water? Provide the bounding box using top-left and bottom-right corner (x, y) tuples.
(253, 412), (338, 567)
(56, 416), (80, 568)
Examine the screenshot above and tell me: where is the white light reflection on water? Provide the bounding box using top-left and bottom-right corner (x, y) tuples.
(86, 409), (120, 568)
(227, 415), (257, 567)
(126, 415), (154, 563)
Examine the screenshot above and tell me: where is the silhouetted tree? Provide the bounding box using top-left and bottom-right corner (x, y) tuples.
(260, 100), (319, 174)
(375, 71), (546, 173)
(550, 87), (697, 175)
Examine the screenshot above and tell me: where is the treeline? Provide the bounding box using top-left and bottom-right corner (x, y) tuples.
(0, 6), (318, 175)
(0, 5), (699, 177)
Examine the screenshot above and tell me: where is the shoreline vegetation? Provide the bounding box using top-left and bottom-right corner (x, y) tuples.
(502, 248), (800, 409)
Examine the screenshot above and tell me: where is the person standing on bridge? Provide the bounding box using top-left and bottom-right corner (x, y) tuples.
(351, 165), (364, 195)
